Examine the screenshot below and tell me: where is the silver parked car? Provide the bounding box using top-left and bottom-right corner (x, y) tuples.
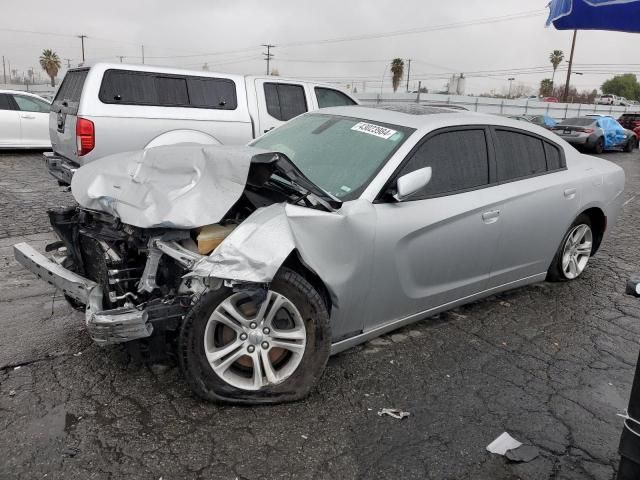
(552, 115), (636, 154)
(14, 105), (625, 403)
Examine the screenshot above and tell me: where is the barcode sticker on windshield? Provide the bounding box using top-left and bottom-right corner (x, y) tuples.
(351, 122), (397, 139)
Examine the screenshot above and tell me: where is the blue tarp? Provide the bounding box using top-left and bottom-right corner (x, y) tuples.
(547, 0), (640, 32)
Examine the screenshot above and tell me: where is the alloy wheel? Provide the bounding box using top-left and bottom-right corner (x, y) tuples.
(561, 224), (593, 279)
(203, 291), (306, 390)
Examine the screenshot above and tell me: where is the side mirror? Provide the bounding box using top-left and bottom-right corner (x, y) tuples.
(393, 167), (432, 202)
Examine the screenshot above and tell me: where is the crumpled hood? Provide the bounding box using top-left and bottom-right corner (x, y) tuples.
(71, 144), (270, 229)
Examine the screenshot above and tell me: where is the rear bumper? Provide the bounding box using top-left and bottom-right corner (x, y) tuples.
(13, 242), (153, 346)
(44, 151), (79, 186)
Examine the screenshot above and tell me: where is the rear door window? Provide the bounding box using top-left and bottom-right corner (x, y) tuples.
(398, 128), (490, 198)
(264, 83), (308, 121)
(99, 69), (237, 110)
(315, 87), (356, 108)
(493, 129), (547, 181)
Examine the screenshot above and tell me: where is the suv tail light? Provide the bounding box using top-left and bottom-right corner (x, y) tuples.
(76, 117), (95, 156)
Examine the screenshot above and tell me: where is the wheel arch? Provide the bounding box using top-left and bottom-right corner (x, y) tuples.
(281, 250), (333, 316)
(579, 206), (606, 254)
(144, 129), (221, 149)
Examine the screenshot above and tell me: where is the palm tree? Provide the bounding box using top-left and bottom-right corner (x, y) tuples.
(39, 49), (61, 87)
(390, 58), (404, 93)
(549, 50), (564, 88)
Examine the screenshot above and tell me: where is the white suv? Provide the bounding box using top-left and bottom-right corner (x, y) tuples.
(46, 63), (357, 184)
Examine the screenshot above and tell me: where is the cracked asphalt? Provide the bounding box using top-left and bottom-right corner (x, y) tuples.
(1, 150), (639, 480)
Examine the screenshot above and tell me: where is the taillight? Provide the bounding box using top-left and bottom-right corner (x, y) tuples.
(633, 120), (640, 128)
(76, 117), (95, 156)
(579, 128), (594, 134)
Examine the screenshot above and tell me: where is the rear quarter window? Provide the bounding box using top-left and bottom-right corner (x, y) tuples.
(315, 87), (356, 108)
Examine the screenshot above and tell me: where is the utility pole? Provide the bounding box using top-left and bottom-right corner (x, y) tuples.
(141, 45), (145, 64)
(508, 77), (515, 98)
(262, 44), (275, 75)
(65, 58), (72, 68)
(2, 56), (6, 85)
(563, 30), (577, 103)
(78, 35), (87, 62)
(405, 59), (411, 93)
(117, 56), (125, 63)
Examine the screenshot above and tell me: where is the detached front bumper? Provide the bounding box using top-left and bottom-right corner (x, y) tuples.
(13, 242), (153, 346)
(44, 152), (79, 186)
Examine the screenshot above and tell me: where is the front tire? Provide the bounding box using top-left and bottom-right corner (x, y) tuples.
(178, 267), (331, 404)
(547, 214), (594, 282)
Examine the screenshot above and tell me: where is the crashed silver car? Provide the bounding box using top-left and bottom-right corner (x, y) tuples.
(14, 105), (625, 404)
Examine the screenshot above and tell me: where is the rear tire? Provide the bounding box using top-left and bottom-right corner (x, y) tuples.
(593, 137), (604, 154)
(547, 214), (594, 282)
(178, 267), (331, 404)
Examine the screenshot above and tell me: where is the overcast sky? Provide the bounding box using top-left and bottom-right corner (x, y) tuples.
(1, 0), (638, 95)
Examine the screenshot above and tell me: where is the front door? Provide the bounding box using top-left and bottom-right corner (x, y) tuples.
(366, 127), (502, 329)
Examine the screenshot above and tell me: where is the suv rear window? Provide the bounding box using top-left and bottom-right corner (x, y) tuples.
(53, 69), (88, 108)
(99, 69), (237, 110)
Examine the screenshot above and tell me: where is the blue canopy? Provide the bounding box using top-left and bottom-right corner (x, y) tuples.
(547, 0), (640, 32)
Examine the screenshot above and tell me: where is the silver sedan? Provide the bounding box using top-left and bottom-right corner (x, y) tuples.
(14, 104), (626, 403)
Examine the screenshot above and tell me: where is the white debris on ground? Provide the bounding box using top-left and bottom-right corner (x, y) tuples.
(377, 408), (410, 419)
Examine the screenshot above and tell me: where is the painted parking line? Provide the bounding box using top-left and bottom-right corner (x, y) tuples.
(624, 195), (637, 207)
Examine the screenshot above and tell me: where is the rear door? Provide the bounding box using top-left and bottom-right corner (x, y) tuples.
(0, 93), (21, 146)
(50, 69), (89, 161)
(10, 94), (50, 147)
(254, 79), (310, 135)
(486, 128), (577, 287)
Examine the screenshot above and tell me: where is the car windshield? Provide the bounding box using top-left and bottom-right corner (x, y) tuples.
(251, 113), (414, 200)
(559, 117), (595, 126)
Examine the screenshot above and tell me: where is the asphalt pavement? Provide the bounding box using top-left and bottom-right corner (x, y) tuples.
(1, 150), (639, 480)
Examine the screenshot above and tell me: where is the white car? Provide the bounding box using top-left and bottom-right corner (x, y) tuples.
(0, 90), (51, 149)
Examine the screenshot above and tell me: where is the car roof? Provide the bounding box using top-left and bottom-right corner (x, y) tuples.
(0, 89), (48, 99)
(71, 63), (356, 93)
(313, 105), (564, 141)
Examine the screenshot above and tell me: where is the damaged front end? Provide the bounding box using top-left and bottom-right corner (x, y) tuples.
(13, 144), (358, 347)
(15, 206), (205, 345)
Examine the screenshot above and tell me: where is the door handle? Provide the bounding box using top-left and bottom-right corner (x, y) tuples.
(20, 115), (36, 119)
(564, 188), (577, 199)
(481, 209), (500, 224)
